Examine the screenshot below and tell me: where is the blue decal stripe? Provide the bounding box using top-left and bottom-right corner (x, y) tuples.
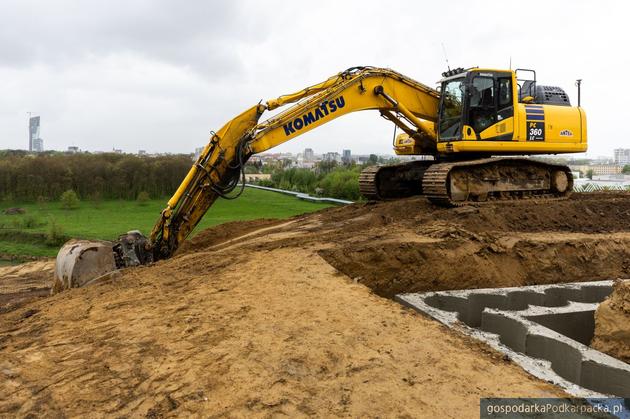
(525, 110), (545, 115)
(526, 115), (545, 121)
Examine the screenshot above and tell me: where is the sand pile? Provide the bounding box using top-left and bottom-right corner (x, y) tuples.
(592, 279), (630, 363)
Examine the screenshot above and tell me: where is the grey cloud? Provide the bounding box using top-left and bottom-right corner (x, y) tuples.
(0, 0), (263, 77)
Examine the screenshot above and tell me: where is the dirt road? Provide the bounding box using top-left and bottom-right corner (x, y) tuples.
(1, 193), (629, 417)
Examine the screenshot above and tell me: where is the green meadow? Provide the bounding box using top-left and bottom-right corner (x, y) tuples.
(0, 188), (331, 260)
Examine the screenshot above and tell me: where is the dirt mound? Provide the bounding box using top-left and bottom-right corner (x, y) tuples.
(592, 279), (630, 363)
(320, 232), (630, 297)
(188, 192), (630, 298)
(314, 192), (630, 235)
(3, 207), (25, 215)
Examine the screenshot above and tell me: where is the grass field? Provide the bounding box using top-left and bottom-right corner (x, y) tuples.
(0, 188), (332, 260)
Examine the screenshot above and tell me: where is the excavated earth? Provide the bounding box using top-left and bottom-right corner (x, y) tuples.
(592, 279), (630, 363)
(1, 192), (629, 417)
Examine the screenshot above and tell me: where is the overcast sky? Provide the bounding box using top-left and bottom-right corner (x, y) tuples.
(0, 0), (627, 157)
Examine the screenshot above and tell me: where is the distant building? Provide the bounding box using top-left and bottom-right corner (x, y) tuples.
(571, 164), (622, 176)
(398, 155), (434, 161)
(614, 149), (630, 166)
(67, 146), (80, 153)
(323, 152), (341, 163)
(194, 147), (204, 160)
(593, 165), (623, 175)
(245, 173), (272, 182)
(303, 148), (315, 161)
(32, 137), (44, 152)
(29, 116), (43, 152)
(296, 155), (316, 169)
(593, 156), (613, 165)
(113, 148), (123, 154)
(138, 150), (147, 156)
(342, 149), (352, 163)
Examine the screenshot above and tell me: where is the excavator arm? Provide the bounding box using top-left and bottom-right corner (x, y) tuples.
(149, 66), (440, 260)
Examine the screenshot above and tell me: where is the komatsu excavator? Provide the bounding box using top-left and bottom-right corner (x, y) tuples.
(54, 66), (587, 290)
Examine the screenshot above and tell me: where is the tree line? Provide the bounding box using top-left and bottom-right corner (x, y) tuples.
(0, 150), (385, 203)
(0, 150), (193, 202)
(256, 162), (365, 201)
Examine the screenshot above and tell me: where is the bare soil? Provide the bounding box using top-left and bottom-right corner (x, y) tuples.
(1, 192), (629, 417)
(592, 279), (630, 363)
(0, 260), (54, 313)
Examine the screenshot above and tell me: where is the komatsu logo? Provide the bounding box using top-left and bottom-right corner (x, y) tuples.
(283, 96), (346, 136)
(559, 129), (573, 137)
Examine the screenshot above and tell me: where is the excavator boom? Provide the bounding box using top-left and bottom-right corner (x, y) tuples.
(148, 67), (440, 260)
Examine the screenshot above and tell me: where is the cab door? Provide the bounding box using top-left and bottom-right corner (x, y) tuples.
(465, 72), (515, 141)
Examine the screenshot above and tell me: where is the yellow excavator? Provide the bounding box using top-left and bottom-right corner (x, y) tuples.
(54, 66), (587, 290)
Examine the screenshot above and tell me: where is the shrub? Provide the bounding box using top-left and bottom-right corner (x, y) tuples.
(60, 189), (80, 210)
(22, 215), (41, 229)
(258, 179), (274, 188)
(137, 191), (150, 206)
(46, 219), (66, 246)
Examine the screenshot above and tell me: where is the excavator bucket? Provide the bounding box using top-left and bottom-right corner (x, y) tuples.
(53, 239), (117, 293)
(53, 231), (151, 294)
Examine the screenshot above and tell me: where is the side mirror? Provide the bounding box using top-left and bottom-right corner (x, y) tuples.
(521, 96), (535, 104)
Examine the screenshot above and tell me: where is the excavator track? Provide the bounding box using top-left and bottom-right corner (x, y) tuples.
(358, 166), (381, 200)
(422, 158), (573, 206)
(421, 164), (453, 206)
(359, 160), (434, 200)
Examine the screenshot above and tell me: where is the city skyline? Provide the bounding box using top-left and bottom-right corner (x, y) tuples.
(14, 109), (625, 159)
(15, 141), (629, 166)
(11, 139), (624, 160)
(14, 114), (629, 162)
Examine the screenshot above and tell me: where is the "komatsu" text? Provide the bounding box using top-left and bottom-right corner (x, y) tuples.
(283, 96), (346, 136)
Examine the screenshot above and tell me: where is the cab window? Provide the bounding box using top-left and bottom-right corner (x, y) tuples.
(497, 77), (514, 121)
(439, 78), (465, 139)
(498, 78), (512, 108)
(469, 76), (495, 133)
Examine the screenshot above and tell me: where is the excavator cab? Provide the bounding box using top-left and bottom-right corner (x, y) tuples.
(438, 68), (515, 143)
(436, 67), (586, 156)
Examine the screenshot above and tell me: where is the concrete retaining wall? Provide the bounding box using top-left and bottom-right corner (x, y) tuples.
(396, 280), (630, 397)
